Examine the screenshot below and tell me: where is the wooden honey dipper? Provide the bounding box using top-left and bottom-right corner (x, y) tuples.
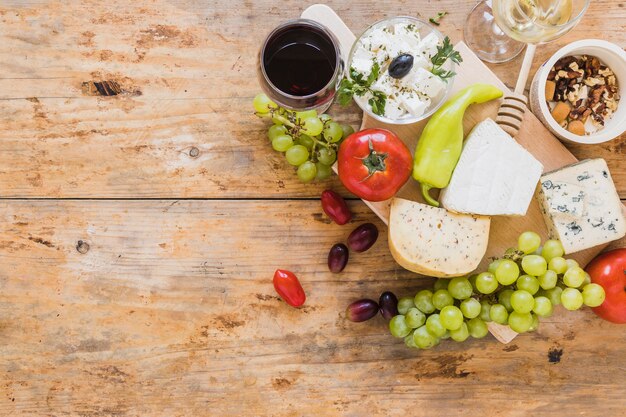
(496, 44), (537, 137)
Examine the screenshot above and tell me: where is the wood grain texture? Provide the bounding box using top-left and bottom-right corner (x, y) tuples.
(0, 200), (625, 417)
(0, 0), (623, 198)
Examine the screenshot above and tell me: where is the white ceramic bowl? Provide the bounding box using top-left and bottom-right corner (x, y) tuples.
(347, 16), (455, 125)
(529, 39), (626, 144)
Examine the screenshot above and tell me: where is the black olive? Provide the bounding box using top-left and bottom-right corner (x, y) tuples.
(388, 54), (414, 79)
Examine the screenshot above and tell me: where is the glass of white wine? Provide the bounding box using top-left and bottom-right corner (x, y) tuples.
(465, 0), (590, 63)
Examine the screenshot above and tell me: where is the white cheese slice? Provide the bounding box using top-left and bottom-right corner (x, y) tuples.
(388, 198), (491, 277)
(397, 92), (430, 117)
(537, 159), (626, 254)
(417, 32), (440, 58)
(440, 118), (543, 216)
(412, 67), (446, 98)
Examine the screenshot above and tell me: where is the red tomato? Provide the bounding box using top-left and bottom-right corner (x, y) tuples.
(585, 248), (626, 324)
(273, 269), (306, 308)
(338, 129), (412, 202)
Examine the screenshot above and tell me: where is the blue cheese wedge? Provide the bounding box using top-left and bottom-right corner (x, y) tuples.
(440, 118), (543, 216)
(537, 159), (626, 254)
(388, 198), (490, 277)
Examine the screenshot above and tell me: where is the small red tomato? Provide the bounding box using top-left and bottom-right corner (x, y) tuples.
(273, 269), (306, 308)
(586, 248), (626, 324)
(338, 128), (412, 202)
(320, 190), (352, 225)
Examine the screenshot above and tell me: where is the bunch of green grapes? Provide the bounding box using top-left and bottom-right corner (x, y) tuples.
(388, 232), (606, 350)
(253, 93), (354, 182)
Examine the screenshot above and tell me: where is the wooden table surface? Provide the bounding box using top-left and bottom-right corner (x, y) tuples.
(0, 1), (624, 416)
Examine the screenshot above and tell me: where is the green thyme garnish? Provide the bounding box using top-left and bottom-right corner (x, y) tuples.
(429, 11), (448, 26)
(430, 36), (462, 81)
(338, 63), (387, 116)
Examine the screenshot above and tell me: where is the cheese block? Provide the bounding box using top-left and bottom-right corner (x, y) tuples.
(440, 118), (543, 216)
(537, 158), (626, 254)
(388, 198), (491, 277)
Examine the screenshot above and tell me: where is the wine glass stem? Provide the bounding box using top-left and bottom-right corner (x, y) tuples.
(515, 43), (537, 94)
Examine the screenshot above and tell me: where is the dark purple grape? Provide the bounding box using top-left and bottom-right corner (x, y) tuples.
(378, 291), (399, 320)
(346, 299), (379, 322)
(389, 54), (414, 79)
(328, 243), (349, 273)
(347, 223), (378, 252)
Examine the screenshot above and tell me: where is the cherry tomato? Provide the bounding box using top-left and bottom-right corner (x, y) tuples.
(586, 248), (626, 324)
(273, 269), (306, 308)
(320, 190), (352, 225)
(338, 128), (412, 202)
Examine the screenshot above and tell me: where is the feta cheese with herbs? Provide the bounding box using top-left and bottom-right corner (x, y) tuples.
(350, 21), (448, 120)
(537, 159), (626, 254)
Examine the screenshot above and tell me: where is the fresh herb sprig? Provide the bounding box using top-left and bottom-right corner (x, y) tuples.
(338, 63), (387, 116)
(429, 11), (448, 26)
(430, 36), (462, 81)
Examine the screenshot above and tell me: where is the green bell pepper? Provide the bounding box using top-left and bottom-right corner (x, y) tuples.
(412, 83), (503, 206)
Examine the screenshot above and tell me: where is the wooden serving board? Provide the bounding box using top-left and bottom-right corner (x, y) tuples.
(302, 5), (619, 344)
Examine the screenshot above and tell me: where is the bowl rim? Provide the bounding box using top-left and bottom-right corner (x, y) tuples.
(347, 15), (456, 125)
(536, 39), (626, 144)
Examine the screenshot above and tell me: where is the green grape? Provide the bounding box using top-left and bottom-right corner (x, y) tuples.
(340, 124), (355, 140)
(268, 124), (287, 141)
(516, 275), (540, 295)
(508, 311), (533, 333)
(582, 283), (605, 307)
(315, 162), (332, 180)
(389, 315), (411, 338)
(449, 322), (469, 342)
(295, 110), (318, 121)
(565, 259), (579, 270)
(302, 117), (324, 136)
(561, 288), (583, 310)
(511, 290), (535, 313)
(498, 289), (514, 312)
(467, 317), (489, 338)
(433, 278), (448, 291)
(323, 122), (343, 143)
(440, 305), (464, 330)
(495, 259), (520, 285)
(297, 161), (317, 183)
(317, 148), (337, 166)
(405, 308), (426, 328)
(440, 330), (451, 340)
(490, 304), (509, 324)
(548, 256), (568, 274)
(475, 272), (498, 294)
(272, 134), (294, 152)
(528, 313), (540, 332)
(521, 255), (547, 276)
(397, 297), (415, 315)
(582, 272), (591, 286)
(460, 298), (481, 319)
(518, 231), (541, 254)
(480, 300), (492, 321)
(488, 259), (502, 274)
(425, 314), (447, 337)
(413, 325), (438, 349)
(468, 274), (478, 289)
(296, 134), (314, 150)
(432, 289), (454, 310)
(414, 290), (436, 314)
(253, 93), (276, 113)
(563, 266), (586, 288)
(447, 277), (473, 300)
(318, 113), (331, 122)
(285, 145), (309, 166)
(544, 286), (563, 306)
(541, 239), (564, 261)
(532, 296), (553, 317)
(538, 270), (558, 290)
(404, 331), (418, 348)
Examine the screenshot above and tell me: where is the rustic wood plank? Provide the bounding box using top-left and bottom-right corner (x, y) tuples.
(0, 0), (623, 198)
(0, 200), (624, 416)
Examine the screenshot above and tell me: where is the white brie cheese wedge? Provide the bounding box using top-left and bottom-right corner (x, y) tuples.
(440, 118), (543, 216)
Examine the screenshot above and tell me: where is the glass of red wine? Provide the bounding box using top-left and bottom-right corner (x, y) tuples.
(258, 19), (343, 112)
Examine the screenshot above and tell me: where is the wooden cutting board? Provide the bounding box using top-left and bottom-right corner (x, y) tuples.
(302, 5), (620, 343)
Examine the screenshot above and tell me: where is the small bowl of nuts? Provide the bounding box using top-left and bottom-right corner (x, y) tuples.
(530, 39), (626, 144)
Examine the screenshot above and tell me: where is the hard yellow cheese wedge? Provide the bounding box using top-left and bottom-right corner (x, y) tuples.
(388, 198), (490, 278)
